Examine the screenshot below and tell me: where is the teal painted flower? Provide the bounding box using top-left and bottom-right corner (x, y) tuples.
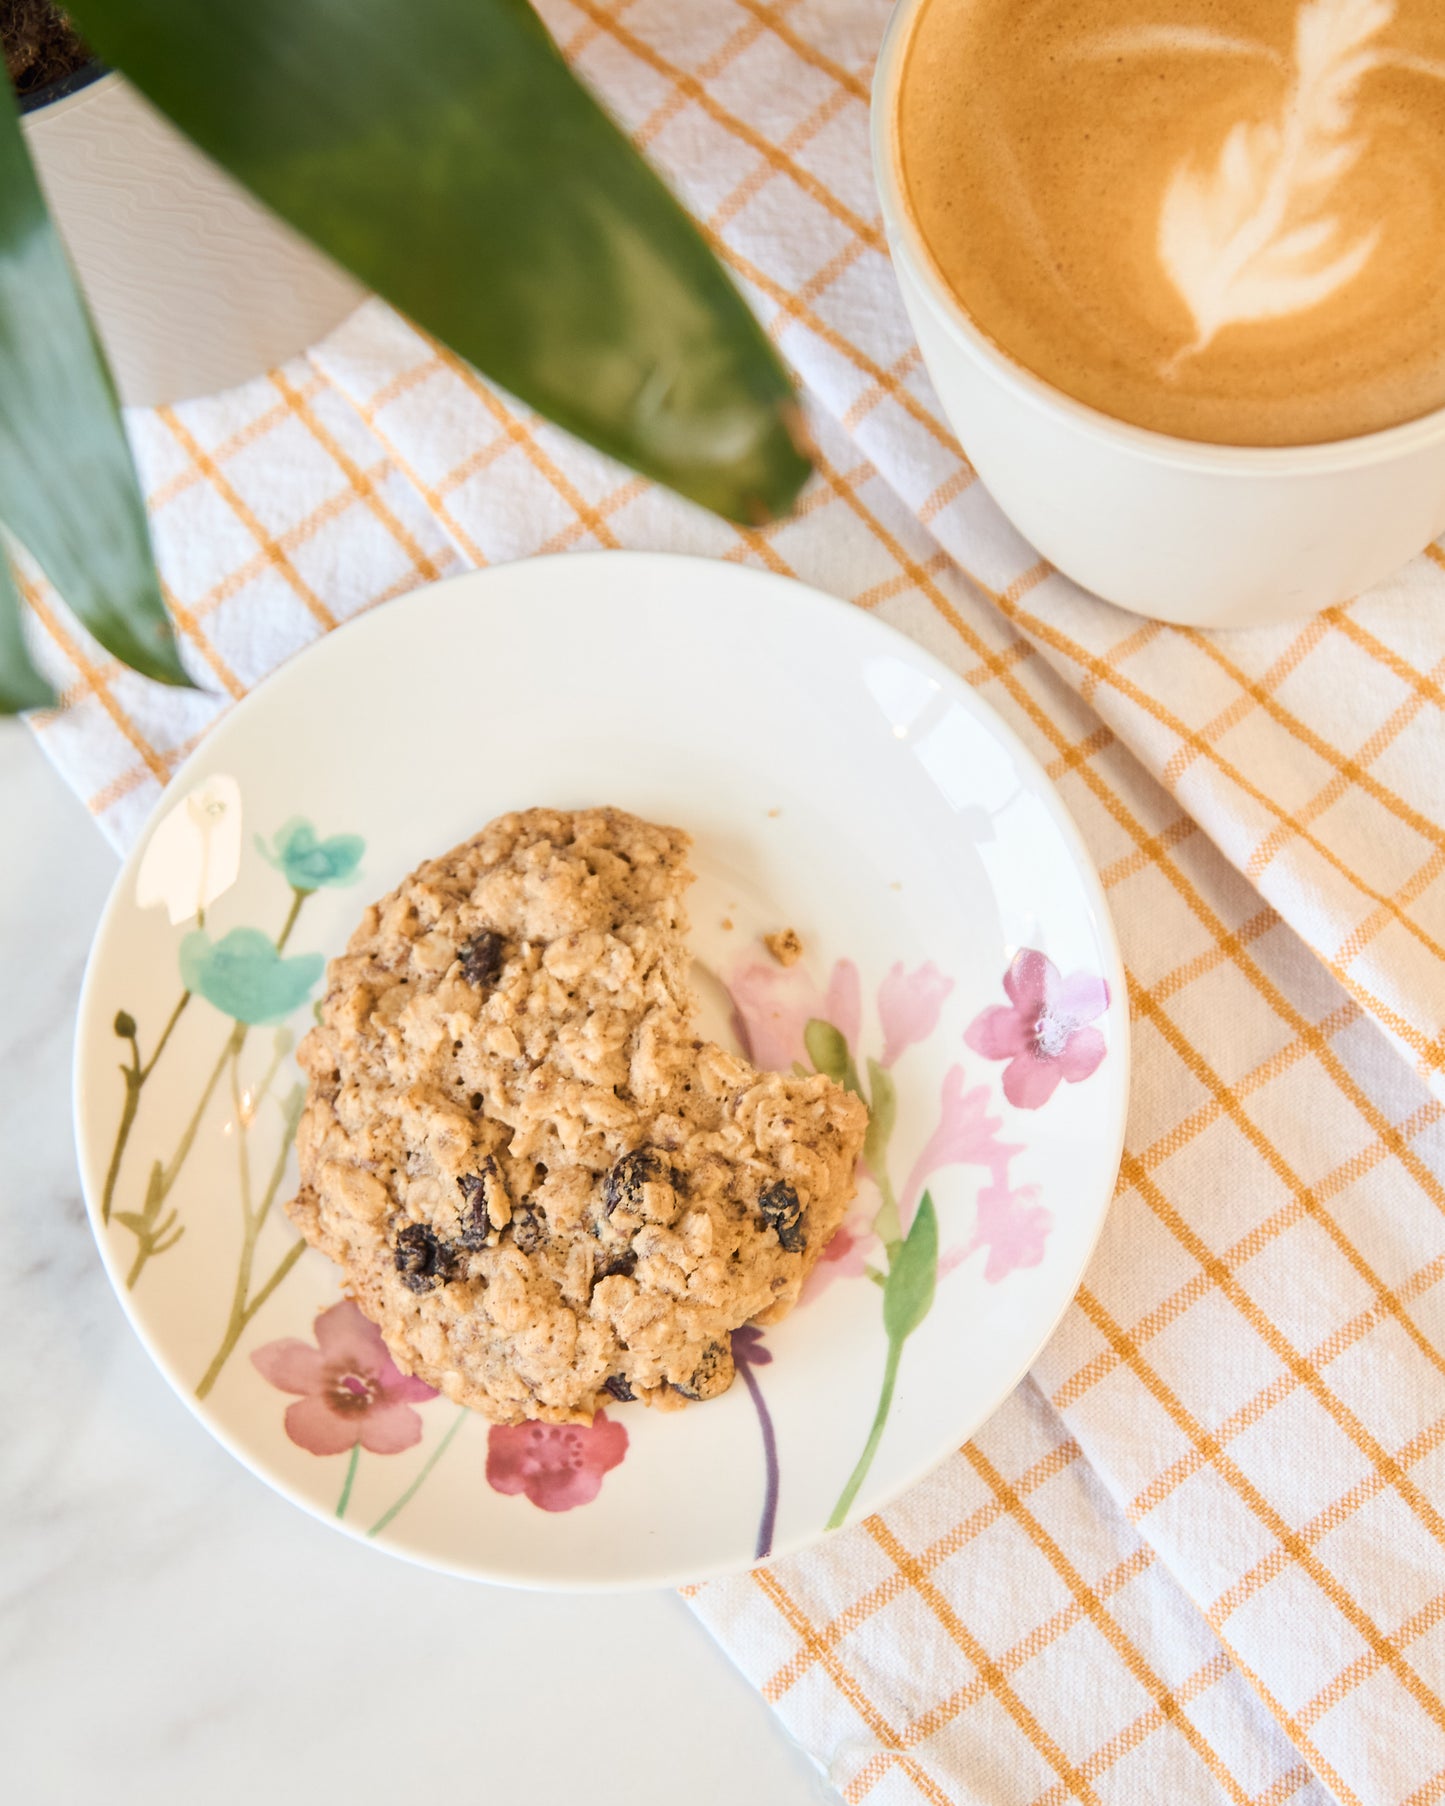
(258, 818), (364, 893)
(180, 928), (325, 1025)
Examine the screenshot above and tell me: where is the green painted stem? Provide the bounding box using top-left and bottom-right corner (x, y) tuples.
(123, 1019), (245, 1289)
(871, 1168), (902, 1261)
(158, 890), (302, 1197)
(122, 1208), (160, 1290)
(114, 888), (310, 1289)
(861, 1057), (901, 1257)
(367, 1408), (469, 1538)
(826, 1336), (904, 1531)
(194, 1237), (305, 1400)
(231, 1037), (253, 1205)
(193, 1059), (305, 1400)
(335, 1443), (361, 1520)
(100, 991), (189, 1224)
(243, 1236), (305, 1320)
(190, 1040), (257, 1389)
(276, 887), (308, 951)
(143, 989), (191, 1080)
(164, 1019), (247, 1192)
(101, 1056), (140, 1227)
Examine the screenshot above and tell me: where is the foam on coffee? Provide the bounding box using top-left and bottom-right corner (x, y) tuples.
(895, 0), (1445, 445)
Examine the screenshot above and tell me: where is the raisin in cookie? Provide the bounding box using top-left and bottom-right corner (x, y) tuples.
(288, 807), (867, 1424)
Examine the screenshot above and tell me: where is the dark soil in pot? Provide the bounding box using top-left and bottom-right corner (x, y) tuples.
(3, 0), (96, 108)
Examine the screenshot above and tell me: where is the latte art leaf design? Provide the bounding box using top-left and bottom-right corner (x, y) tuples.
(1159, 0), (1394, 359)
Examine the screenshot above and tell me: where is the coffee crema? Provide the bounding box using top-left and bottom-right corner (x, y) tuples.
(895, 0), (1445, 445)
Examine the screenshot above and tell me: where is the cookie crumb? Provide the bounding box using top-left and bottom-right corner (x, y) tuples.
(721, 916), (734, 931)
(890, 881), (903, 891)
(767, 807), (782, 818)
(764, 927), (804, 967)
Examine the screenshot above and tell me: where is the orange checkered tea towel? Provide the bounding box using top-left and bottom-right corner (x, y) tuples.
(20, 4), (1445, 1802)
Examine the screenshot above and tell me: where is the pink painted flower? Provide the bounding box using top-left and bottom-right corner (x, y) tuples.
(729, 957), (860, 1072)
(800, 1207), (878, 1304)
(486, 1411), (629, 1512)
(965, 950), (1109, 1110)
(878, 961), (954, 1068)
(252, 1300), (437, 1456)
(972, 1182), (1052, 1282)
(900, 1064), (1021, 1225)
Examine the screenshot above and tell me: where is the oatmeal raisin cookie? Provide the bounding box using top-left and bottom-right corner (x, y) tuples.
(288, 807), (866, 1423)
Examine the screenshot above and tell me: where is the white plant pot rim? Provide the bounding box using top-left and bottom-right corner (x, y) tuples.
(16, 61), (113, 120)
(19, 65), (364, 407)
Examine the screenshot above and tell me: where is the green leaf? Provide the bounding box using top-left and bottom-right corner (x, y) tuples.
(0, 555), (54, 712)
(804, 1018), (849, 1086)
(883, 1191), (938, 1346)
(0, 78), (189, 689)
(804, 1017), (862, 1097)
(67, 0), (813, 524)
(863, 1056), (897, 1176)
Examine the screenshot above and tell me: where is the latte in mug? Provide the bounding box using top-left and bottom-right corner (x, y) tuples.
(894, 0), (1445, 446)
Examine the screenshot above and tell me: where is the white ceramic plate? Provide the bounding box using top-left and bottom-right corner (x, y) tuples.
(75, 552), (1127, 1589)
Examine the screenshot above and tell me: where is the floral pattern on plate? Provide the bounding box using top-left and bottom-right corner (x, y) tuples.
(99, 778), (1114, 1555)
(76, 555), (1128, 1587)
(729, 947), (1111, 1540)
(102, 778), (365, 1390)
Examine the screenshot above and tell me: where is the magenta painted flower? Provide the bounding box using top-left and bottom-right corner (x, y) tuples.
(730, 956), (860, 1071)
(965, 950), (1109, 1110)
(251, 1300), (437, 1456)
(486, 1411), (628, 1512)
(878, 960), (954, 1068)
(900, 1063), (1021, 1224)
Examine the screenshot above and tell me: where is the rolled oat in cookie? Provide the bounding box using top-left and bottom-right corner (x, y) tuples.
(288, 807), (867, 1425)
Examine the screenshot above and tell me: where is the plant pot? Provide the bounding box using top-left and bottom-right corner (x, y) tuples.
(21, 68), (364, 406)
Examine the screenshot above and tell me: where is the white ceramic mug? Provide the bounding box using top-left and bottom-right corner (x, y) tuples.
(871, 0), (1445, 630)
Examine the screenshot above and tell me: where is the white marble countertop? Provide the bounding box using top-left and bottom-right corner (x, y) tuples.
(1, 722), (831, 1806)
